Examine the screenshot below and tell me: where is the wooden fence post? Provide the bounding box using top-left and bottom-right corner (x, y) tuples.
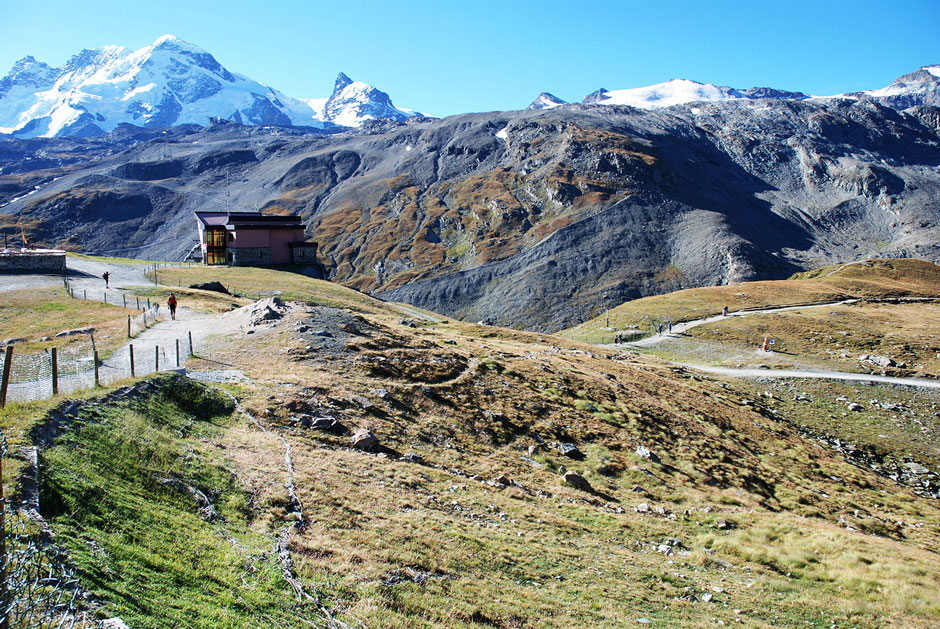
(104, 292), (107, 305)
(1, 440), (6, 629)
(51, 347), (58, 396)
(136, 296), (140, 309)
(175, 339), (180, 367)
(123, 294), (126, 307)
(94, 351), (100, 387)
(127, 315), (131, 338)
(0, 346), (13, 408)
(155, 346), (159, 372)
(130, 344), (135, 377)
(188, 331), (193, 355)
(83, 289), (87, 300)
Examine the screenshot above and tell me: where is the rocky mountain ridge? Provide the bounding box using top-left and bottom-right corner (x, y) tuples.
(530, 66), (940, 111)
(2, 96), (939, 331)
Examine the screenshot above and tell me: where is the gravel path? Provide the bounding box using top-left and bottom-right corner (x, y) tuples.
(682, 363), (940, 390)
(620, 299), (860, 348)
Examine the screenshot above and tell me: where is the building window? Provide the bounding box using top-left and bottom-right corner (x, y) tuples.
(205, 227), (226, 265)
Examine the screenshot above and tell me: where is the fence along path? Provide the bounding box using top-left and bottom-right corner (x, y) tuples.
(1, 279), (198, 405)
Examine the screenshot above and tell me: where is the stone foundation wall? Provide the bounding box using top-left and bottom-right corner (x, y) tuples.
(230, 247), (271, 266)
(290, 243), (319, 264)
(0, 251), (66, 273)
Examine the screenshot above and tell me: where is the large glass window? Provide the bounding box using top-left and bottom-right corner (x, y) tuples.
(205, 227), (227, 265)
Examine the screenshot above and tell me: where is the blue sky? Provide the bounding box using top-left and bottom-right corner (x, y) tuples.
(1, 0), (938, 117)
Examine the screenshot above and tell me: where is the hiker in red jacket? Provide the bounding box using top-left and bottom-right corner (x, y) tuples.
(167, 293), (178, 320)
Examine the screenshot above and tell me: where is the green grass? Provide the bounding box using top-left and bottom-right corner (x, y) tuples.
(33, 375), (333, 627)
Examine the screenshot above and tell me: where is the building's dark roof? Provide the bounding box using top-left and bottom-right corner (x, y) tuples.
(195, 211), (303, 230)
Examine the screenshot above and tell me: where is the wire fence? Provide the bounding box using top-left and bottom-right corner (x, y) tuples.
(1, 285), (195, 405)
(0, 433), (107, 629)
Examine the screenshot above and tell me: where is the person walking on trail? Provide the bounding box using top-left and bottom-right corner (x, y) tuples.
(722, 306), (728, 316)
(103, 271), (110, 288)
(657, 324), (664, 336)
(668, 321), (673, 334)
(167, 293), (178, 320)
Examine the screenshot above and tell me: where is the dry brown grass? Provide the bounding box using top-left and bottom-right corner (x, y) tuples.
(195, 296), (940, 627)
(562, 258), (940, 344)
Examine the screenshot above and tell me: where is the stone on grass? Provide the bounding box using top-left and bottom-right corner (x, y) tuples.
(400, 452), (424, 464)
(351, 429), (379, 451)
(562, 470), (592, 492)
(558, 443), (584, 459)
(310, 417), (338, 431)
(189, 281), (230, 294)
(635, 445), (661, 464)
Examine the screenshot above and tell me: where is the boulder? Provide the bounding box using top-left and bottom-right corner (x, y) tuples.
(189, 281), (230, 295)
(351, 429), (379, 451)
(310, 417), (339, 431)
(562, 470), (592, 492)
(558, 443), (584, 459)
(400, 452), (424, 464)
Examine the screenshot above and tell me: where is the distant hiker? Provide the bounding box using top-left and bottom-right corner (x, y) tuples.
(667, 321), (673, 334)
(103, 271), (110, 288)
(167, 293), (178, 320)
(658, 324), (664, 336)
(722, 306), (728, 316)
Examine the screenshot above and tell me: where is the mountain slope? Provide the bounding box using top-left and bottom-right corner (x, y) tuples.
(2, 98), (940, 331)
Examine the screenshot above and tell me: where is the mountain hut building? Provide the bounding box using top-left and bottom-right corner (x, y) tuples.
(194, 211), (318, 266)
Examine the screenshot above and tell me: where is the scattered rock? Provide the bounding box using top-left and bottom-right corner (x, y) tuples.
(493, 475), (512, 486)
(189, 281), (230, 294)
(55, 327), (95, 338)
(341, 322), (360, 334)
(715, 520), (736, 530)
(374, 388), (392, 400)
(527, 444), (541, 456)
(558, 443), (584, 459)
(562, 470), (592, 492)
(399, 318), (417, 328)
(349, 395), (373, 409)
(635, 445), (661, 464)
(400, 452), (424, 464)
(702, 593), (714, 603)
(309, 417), (339, 431)
(635, 502), (651, 513)
(0, 338), (26, 346)
(351, 429), (379, 451)
(859, 354), (896, 368)
(101, 619), (130, 629)
(904, 461), (929, 475)
(847, 402), (864, 412)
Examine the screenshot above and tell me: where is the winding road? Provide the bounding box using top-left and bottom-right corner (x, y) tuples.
(611, 299), (940, 391)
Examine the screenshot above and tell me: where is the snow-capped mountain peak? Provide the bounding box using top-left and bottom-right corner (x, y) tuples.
(579, 78), (810, 110)
(527, 92), (567, 110)
(322, 71), (420, 127)
(0, 36), (421, 137)
(836, 65), (940, 109)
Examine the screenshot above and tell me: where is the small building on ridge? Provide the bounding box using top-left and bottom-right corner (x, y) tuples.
(194, 211), (318, 266)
